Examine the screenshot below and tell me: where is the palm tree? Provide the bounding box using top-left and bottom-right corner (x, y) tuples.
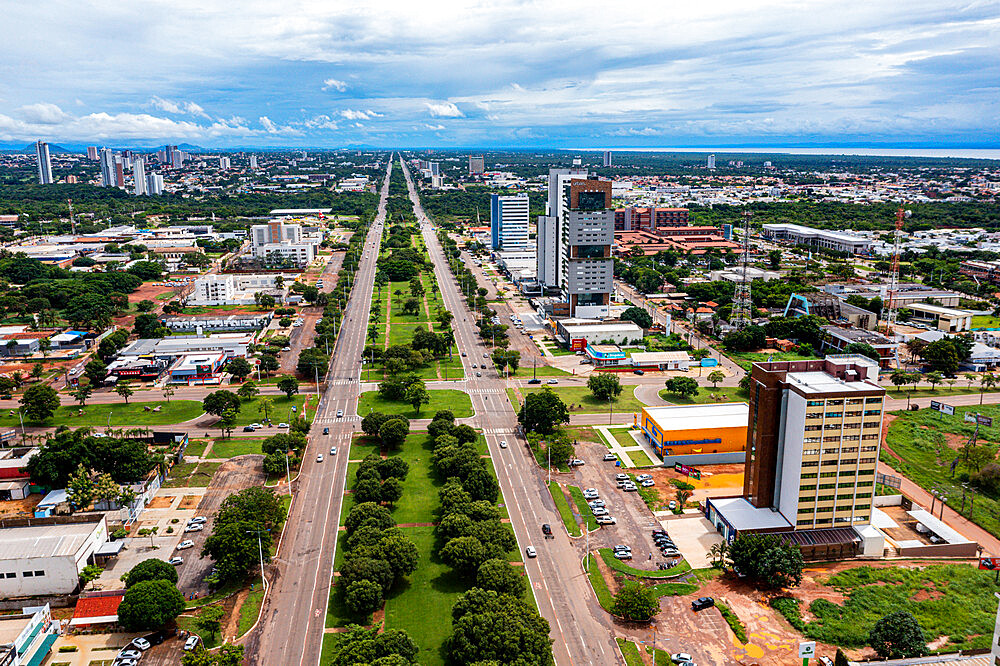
(980, 373), (997, 405)
(965, 373), (978, 388)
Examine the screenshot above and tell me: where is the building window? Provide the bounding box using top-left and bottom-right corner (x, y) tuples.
(3, 572), (13, 578)
(857, 481), (874, 487)
(824, 424), (841, 431)
(837, 493), (855, 500)
(797, 508), (814, 514)
(860, 457), (877, 464)
(842, 447), (858, 453)
(818, 495), (835, 501)
(823, 448), (840, 454)
(861, 445), (877, 452)
(802, 461), (819, 467)
(858, 469), (875, 476)
(804, 425), (822, 431)
(803, 449), (820, 456)
(800, 484), (817, 491)
(34, 570), (44, 576)
(820, 472), (837, 478)
(862, 434), (879, 440)
(804, 437), (821, 443)
(827, 399), (843, 406)
(797, 519), (813, 526)
(801, 473), (817, 479)
(806, 413), (823, 420)
(22, 571), (33, 577)
(866, 398), (883, 404)
(817, 507), (834, 513)
(819, 483), (836, 489)
(847, 398), (863, 405)
(807, 400), (824, 406)
(846, 411), (862, 417)
(825, 412), (843, 418)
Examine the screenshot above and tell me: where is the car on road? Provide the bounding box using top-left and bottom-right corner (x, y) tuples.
(603, 453), (617, 461)
(483, 353), (489, 358)
(640, 479), (655, 487)
(671, 654), (693, 664)
(184, 523), (204, 532)
(461, 352), (467, 357)
(527, 378), (542, 384)
(547, 379), (558, 384)
(176, 540), (195, 550)
(595, 516), (616, 525)
(169, 557), (184, 566)
(499, 440), (508, 448)
(525, 546), (536, 558)
(184, 635), (201, 651)
(250, 423), (263, 429)
(282, 346), (291, 352)
(242, 426), (256, 432)
(321, 427), (330, 436)
(480, 363), (487, 369)
(476, 372), (482, 377)
(542, 524), (552, 535)
(337, 410), (343, 418)
(633, 369), (645, 375)
(278, 422), (289, 428)
(130, 638), (151, 651)
(691, 596), (715, 611)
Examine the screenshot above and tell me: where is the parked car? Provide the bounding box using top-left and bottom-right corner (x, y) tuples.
(176, 540), (195, 550)
(613, 550), (632, 560)
(622, 484), (638, 492)
(640, 479), (655, 487)
(184, 524), (204, 533)
(169, 557), (184, 566)
(547, 379), (558, 384)
(595, 516), (616, 525)
(636, 474), (652, 481)
(671, 654), (693, 664)
(591, 507), (609, 516)
(118, 649), (142, 660)
(582, 488), (599, 499)
(691, 596), (715, 611)
(615, 473), (629, 481)
(613, 544), (631, 553)
(603, 453), (617, 461)
(525, 546), (536, 558)
(476, 372), (482, 377)
(661, 548), (680, 557)
(282, 346), (291, 352)
(588, 499), (605, 508)
(568, 459), (585, 467)
(184, 635), (201, 651)
(130, 638), (151, 651)
(668, 500), (677, 510)
(189, 516), (207, 524)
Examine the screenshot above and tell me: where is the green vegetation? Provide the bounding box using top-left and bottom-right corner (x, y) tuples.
(566, 485), (599, 531)
(649, 582), (699, 597)
(358, 389), (473, 418)
(209, 438), (263, 458)
(972, 315), (1000, 329)
(0, 400), (204, 427)
(517, 385), (648, 414)
(599, 548), (691, 579)
(627, 449), (657, 468)
(547, 482), (581, 537)
(716, 601), (748, 643)
(584, 555), (614, 611)
(237, 577), (266, 636)
(616, 638), (644, 666)
(658, 386), (750, 405)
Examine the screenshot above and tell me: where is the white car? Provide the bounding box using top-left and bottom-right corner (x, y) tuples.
(591, 507), (609, 516)
(130, 638), (150, 651)
(282, 347), (291, 352)
(525, 546), (537, 558)
(189, 516), (207, 524)
(184, 635), (201, 651)
(668, 500), (677, 510)
(672, 654), (693, 664)
(636, 474), (652, 481)
(184, 523), (204, 532)
(588, 499), (605, 508)
(250, 423), (263, 429)
(595, 516), (616, 525)
(330, 446), (338, 455)
(640, 479), (655, 487)
(499, 440), (508, 448)
(277, 422), (289, 429)
(176, 540), (195, 550)
(316, 454), (323, 462)
(547, 379), (558, 385)
(169, 556), (184, 566)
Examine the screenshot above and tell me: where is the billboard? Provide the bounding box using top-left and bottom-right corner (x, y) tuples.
(979, 557), (1000, 570)
(930, 401), (955, 416)
(674, 463), (702, 480)
(570, 338), (587, 352)
(979, 415), (994, 427)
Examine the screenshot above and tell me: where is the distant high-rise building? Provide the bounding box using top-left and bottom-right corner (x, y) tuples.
(65, 175), (78, 184)
(603, 151), (612, 167)
(133, 157), (147, 195)
(219, 156), (231, 170)
(35, 141), (53, 185)
(86, 146), (99, 160)
(99, 148), (115, 187)
(572, 157), (582, 166)
(468, 155), (485, 176)
(490, 193), (530, 251)
(429, 162), (440, 176)
(707, 154), (716, 169)
(249, 154), (258, 170)
(114, 156), (125, 188)
(300, 151), (307, 160)
(165, 145), (181, 169)
(146, 173), (164, 195)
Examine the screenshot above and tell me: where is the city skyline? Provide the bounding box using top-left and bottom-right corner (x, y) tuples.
(1, 1), (997, 149)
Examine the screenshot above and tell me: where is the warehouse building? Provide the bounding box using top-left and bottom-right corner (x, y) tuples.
(0, 519), (108, 596)
(554, 318), (643, 350)
(639, 403), (748, 463)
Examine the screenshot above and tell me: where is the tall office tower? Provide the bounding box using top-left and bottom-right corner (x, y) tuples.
(156, 148), (167, 163)
(603, 150), (612, 167)
(35, 141), (53, 184)
(86, 146), (99, 160)
(559, 177), (614, 318)
(146, 173), (164, 195)
(219, 156), (231, 169)
(743, 356), (884, 529)
(429, 162), (440, 176)
(99, 148), (115, 187)
(114, 156), (125, 188)
(489, 193), (530, 250)
(536, 168), (586, 292)
(133, 157), (147, 195)
(468, 155), (485, 176)
(249, 154), (258, 170)
(707, 154), (716, 169)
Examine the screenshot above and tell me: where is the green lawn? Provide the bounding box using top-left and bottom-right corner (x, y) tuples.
(585, 555), (614, 612)
(183, 439), (211, 458)
(599, 548), (691, 579)
(972, 315), (1000, 329)
(515, 386), (648, 415)
(548, 482), (581, 537)
(233, 395), (312, 426)
(237, 577), (266, 637)
(567, 485), (599, 531)
(4, 400), (205, 428)
(627, 449), (657, 468)
(649, 582), (699, 597)
(357, 389), (474, 419)
(339, 434), (440, 525)
(774, 564), (998, 652)
(617, 639), (643, 666)
(728, 350), (815, 371)
(388, 321), (430, 344)
(659, 386), (750, 405)
(881, 405), (1000, 539)
(210, 438), (263, 458)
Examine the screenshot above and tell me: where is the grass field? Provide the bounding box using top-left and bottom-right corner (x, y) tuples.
(627, 449), (657, 468)
(616, 638), (643, 666)
(774, 564), (998, 652)
(659, 386), (751, 405)
(232, 395), (312, 427)
(237, 577), (266, 637)
(599, 548), (691, 579)
(585, 555), (614, 612)
(548, 482), (581, 537)
(972, 315), (1000, 329)
(210, 438), (263, 458)
(357, 389), (474, 418)
(516, 386), (648, 415)
(728, 350), (815, 371)
(567, 485), (599, 531)
(1, 400), (205, 428)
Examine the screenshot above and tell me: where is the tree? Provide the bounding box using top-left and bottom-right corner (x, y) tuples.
(402, 298), (420, 316)
(587, 373), (623, 402)
(665, 376), (699, 399)
(362, 411), (392, 438)
(203, 390), (241, 418)
(182, 645), (245, 666)
(20, 383), (60, 422)
(117, 580), (185, 631)
(195, 605), (225, 643)
(923, 338), (963, 376)
(379, 418), (409, 450)
(67, 465), (94, 511)
(201, 521), (271, 583)
(891, 368), (913, 392)
(277, 375), (300, 399)
(727, 533), (803, 589)
(834, 648), (850, 666)
(30, 361), (43, 379)
(403, 383), (429, 416)
(380, 477), (404, 506)
(476, 558), (525, 598)
(70, 382), (93, 407)
(297, 347), (329, 376)
(620, 306), (653, 329)
(868, 610), (927, 659)
(136, 299), (155, 312)
(115, 380), (134, 404)
(926, 371), (943, 391)
(79, 564), (102, 587)
(440, 536), (488, 574)
(345, 502), (395, 535)
(259, 353), (279, 376)
(85, 359), (107, 386)
(122, 558), (179, 588)
(236, 381), (259, 401)
(768, 249), (782, 269)
(227, 357), (253, 381)
(345, 578), (384, 615)
(218, 406), (239, 439)
(93, 472), (121, 506)
(330, 625), (418, 666)
(518, 387), (570, 435)
(844, 341), (880, 362)
(448, 589), (552, 665)
(980, 373), (997, 405)
(611, 580), (659, 621)
(258, 396), (274, 423)
(133, 313), (166, 339)
(707, 369), (726, 389)
(216, 486), (286, 529)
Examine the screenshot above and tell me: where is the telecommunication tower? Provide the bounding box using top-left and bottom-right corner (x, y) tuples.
(730, 210), (753, 329)
(68, 198), (75, 235)
(884, 206), (911, 333)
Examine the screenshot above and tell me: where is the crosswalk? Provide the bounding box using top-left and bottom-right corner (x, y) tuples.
(482, 427), (517, 435)
(313, 415), (361, 424)
(467, 387), (504, 394)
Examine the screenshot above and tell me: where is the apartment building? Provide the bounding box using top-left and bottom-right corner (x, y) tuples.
(468, 155), (485, 175)
(489, 193), (530, 250)
(706, 356), (885, 559)
(187, 273), (289, 306)
(250, 220), (317, 266)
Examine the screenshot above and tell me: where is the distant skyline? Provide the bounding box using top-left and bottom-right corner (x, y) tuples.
(1, 1), (997, 149)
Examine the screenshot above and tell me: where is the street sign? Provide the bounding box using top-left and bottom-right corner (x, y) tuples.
(798, 641), (816, 659)
(978, 415), (993, 427)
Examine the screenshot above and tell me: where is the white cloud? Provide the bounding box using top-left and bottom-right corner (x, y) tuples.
(340, 109), (380, 120)
(322, 78), (348, 92)
(259, 116), (278, 133)
(17, 103), (71, 124)
(147, 96), (210, 119)
(426, 102), (463, 117)
(424, 123), (445, 130)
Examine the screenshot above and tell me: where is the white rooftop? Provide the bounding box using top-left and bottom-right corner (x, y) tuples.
(786, 371), (880, 395)
(643, 403), (748, 431)
(630, 351), (691, 363)
(908, 302), (972, 317)
(0, 521), (103, 561)
(710, 497), (792, 531)
(908, 508), (972, 544)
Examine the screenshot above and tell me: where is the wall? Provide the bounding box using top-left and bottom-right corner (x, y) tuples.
(0, 555), (80, 597)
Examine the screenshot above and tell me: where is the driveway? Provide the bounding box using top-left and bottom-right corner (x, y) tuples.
(658, 515), (723, 569)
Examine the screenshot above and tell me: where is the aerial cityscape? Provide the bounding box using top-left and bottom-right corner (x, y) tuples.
(1, 3), (999, 666)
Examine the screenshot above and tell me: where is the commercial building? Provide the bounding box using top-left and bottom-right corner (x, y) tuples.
(99, 148), (115, 188)
(583, 344), (629, 368)
(468, 155), (485, 175)
(629, 351), (691, 371)
(603, 151), (612, 167)
(616, 227), (739, 257)
(117, 333), (253, 361)
(960, 259), (1000, 283)
(489, 193), (530, 250)
(614, 207), (689, 231)
(785, 293), (878, 330)
(132, 157), (146, 195)
(250, 220), (318, 266)
(554, 318), (643, 349)
(0, 518), (108, 596)
(0, 604), (58, 666)
(906, 303), (973, 332)
(823, 283), (963, 309)
(820, 325), (899, 369)
(167, 350), (227, 384)
(762, 223), (871, 255)
(639, 403), (749, 460)
(34, 141), (52, 185)
(163, 313), (271, 333)
(705, 356), (886, 559)
(186, 273), (290, 306)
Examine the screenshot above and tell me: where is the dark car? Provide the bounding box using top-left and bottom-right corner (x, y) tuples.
(542, 524), (552, 535)
(633, 369), (645, 375)
(692, 596), (715, 611)
(323, 427), (330, 435)
(527, 378), (542, 384)
(242, 426), (255, 432)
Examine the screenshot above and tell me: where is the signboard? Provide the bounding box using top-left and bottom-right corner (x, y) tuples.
(674, 463), (702, 480)
(570, 338), (587, 352)
(978, 415), (994, 427)
(979, 557), (1000, 570)
(798, 642), (816, 660)
(966, 412), (977, 423)
(930, 401), (955, 416)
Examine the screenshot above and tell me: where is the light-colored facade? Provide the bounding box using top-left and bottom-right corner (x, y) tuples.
(35, 141), (52, 185)
(468, 155), (485, 175)
(762, 223), (872, 254)
(249, 154), (258, 170)
(99, 148), (115, 188)
(133, 157), (146, 195)
(187, 273), (289, 306)
(250, 220), (317, 266)
(906, 302), (973, 332)
(0, 519), (107, 596)
(489, 193), (530, 250)
(145, 172), (164, 195)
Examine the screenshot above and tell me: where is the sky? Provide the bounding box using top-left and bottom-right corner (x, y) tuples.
(1, 0), (998, 149)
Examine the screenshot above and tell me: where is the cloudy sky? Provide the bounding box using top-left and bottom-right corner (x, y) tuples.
(1, 0), (997, 148)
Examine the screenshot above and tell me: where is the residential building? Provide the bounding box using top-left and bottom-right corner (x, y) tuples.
(132, 157), (146, 195)
(489, 193), (530, 250)
(250, 220), (317, 266)
(114, 155), (124, 188)
(707, 154), (716, 169)
(86, 146), (98, 160)
(0, 604), (58, 666)
(537, 168), (585, 291)
(468, 155), (485, 175)
(186, 273), (290, 306)
(35, 141), (52, 185)
(145, 172), (164, 195)
(219, 156), (231, 169)
(99, 148), (115, 187)
(762, 223), (872, 254)
(603, 150), (612, 167)
(249, 154), (258, 170)
(0, 518), (108, 596)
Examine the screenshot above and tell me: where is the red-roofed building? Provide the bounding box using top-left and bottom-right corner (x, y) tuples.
(70, 590), (125, 629)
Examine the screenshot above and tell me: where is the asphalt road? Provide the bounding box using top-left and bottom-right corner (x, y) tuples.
(246, 157), (391, 665)
(406, 161), (617, 666)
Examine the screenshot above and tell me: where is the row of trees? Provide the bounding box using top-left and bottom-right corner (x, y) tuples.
(201, 487), (286, 584)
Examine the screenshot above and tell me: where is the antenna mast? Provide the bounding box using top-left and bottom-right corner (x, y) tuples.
(885, 206), (910, 333)
(730, 210), (753, 329)
(68, 198), (75, 235)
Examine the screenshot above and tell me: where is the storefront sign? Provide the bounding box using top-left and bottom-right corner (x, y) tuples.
(674, 463), (702, 480)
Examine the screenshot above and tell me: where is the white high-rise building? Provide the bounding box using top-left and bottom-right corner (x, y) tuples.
(35, 141), (53, 185)
(219, 156), (231, 170)
(249, 155), (258, 170)
(603, 150), (612, 167)
(250, 220), (317, 266)
(99, 148), (115, 187)
(490, 193), (530, 250)
(707, 154), (716, 169)
(133, 157), (147, 196)
(86, 146), (99, 160)
(146, 173), (164, 195)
